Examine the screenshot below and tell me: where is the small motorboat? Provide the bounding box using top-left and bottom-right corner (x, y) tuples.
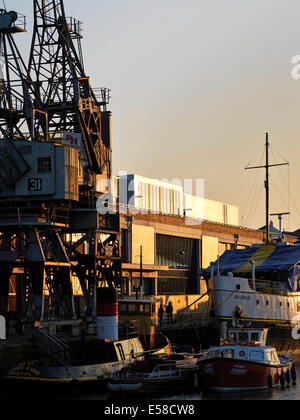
(107, 353), (201, 396)
(197, 328), (296, 393)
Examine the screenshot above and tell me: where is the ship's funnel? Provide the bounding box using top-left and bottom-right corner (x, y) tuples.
(96, 288), (118, 341)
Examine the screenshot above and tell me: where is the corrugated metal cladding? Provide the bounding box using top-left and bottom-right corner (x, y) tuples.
(64, 146), (79, 201)
(118, 174), (239, 225)
(157, 276), (192, 295)
(135, 180), (182, 216)
(156, 234), (195, 269)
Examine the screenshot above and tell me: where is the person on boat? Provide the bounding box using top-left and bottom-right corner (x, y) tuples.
(158, 304), (164, 326)
(233, 305), (243, 327)
(166, 302), (174, 325)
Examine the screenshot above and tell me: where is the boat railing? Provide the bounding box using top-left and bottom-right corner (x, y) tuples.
(249, 279), (287, 295)
(148, 361), (194, 379)
(111, 360), (195, 379)
(111, 360), (129, 378)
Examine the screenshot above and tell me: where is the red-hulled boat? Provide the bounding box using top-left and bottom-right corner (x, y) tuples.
(198, 328), (296, 393)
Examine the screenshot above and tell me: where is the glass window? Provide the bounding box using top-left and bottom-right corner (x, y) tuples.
(238, 350), (246, 358)
(38, 157), (51, 173)
(119, 303), (127, 313)
(265, 351), (272, 362)
(251, 333), (259, 341)
(271, 351), (280, 364)
(128, 304), (136, 313)
(222, 349), (234, 358)
(156, 234), (194, 270)
(238, 332), (249, 342)
(249, 351), (264, 361)
(208, 350), (221, 359)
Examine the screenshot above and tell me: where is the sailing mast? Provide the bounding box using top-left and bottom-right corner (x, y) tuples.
(245, 133), (289, 244)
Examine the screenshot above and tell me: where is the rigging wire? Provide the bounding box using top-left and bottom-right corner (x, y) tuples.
(270, 144), (289, 165)
(248, 179), (264, 228)
(242, 147), (265, 220)
(241, 167), (261, 224)
(269, 173), (300, 228)
(269, 145), (300, 230)
(244, 143), (265, 169)
(242, 146), (265, 227)
(269, 146), (290, 228)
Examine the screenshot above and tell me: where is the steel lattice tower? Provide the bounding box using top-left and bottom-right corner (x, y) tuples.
(0, 2), (121, 331)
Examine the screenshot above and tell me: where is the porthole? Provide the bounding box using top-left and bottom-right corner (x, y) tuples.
(239, 351), (246, 357)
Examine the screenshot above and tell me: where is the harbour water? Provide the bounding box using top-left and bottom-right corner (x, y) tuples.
(3, 363), (300, 401)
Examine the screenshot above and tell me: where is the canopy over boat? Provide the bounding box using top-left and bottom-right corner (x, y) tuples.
(200, 244), (300, 284)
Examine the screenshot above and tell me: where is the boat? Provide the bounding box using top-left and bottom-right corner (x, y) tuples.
(3, 326), (172, 394)
(107, 353), (201, 397)
(201, 242), (300, 359)
(197, 327), (296, 393)
(200, 136), (300, 359)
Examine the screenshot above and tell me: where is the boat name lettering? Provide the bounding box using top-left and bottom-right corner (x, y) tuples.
(230, 367), (247, 376)
(234, 295), (250, 300)
(203, 365), (215, 376)
(15, 366), (41, 377)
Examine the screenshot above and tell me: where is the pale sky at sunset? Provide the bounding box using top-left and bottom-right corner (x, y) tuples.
(7, 0), (300, 232)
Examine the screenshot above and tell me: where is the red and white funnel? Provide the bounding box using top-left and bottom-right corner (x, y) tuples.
(96, 288), (118, 341)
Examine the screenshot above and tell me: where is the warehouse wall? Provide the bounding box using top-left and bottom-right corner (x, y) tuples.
(131, 224), (155, 265)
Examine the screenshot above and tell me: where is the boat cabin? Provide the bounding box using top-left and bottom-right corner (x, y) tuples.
(205, 328), (279, 365)
(227, 328), (268, 347)
(206, 345), (280, 365)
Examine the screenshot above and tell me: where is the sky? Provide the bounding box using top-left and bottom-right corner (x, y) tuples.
(6, 0), (300, 232)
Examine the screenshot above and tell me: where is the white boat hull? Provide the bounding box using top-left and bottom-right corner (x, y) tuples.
(211, 275), (300, 325)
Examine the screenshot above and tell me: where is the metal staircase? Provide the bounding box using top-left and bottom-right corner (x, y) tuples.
(30, 328), (71, 367)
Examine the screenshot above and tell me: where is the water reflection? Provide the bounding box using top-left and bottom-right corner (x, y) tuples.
(158, 364), (300, 401)
(2, 364), (300, 401)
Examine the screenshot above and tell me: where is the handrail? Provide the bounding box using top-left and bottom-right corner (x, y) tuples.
(111, 360), (195, 379)
(148, 361), (193, 378)
(248, 279), (286, 294)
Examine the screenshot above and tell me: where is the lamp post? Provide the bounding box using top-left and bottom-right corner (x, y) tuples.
(139, 245), (143, 299)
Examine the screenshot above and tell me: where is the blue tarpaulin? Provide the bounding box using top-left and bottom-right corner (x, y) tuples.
(200, 244), (300, 280)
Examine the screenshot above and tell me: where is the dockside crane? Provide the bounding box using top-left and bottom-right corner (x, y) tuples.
(29, 0), (111, 178)
(0, 1), (121, 335)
